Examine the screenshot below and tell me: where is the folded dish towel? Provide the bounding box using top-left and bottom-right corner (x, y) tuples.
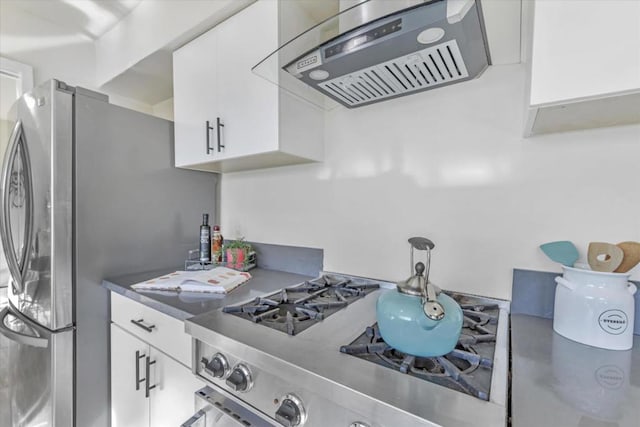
(132, 267), (251, 294)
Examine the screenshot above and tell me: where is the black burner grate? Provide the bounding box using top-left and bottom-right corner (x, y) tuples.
(340, 295), (499, 401)
(223, 274), (379, 335)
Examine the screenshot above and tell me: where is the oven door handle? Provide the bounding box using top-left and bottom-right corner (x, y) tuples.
(187, 386), (279, 426)
(181, 409), (206, 427)
(181, 406), (226, 427)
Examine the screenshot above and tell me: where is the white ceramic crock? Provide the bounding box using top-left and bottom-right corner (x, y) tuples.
(553, 266), (637, 350)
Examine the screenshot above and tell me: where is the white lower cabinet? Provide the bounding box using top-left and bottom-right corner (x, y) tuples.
(111, 324), (149, 427)
(148, 345), (203, 427)
(111, 321), (203, 427)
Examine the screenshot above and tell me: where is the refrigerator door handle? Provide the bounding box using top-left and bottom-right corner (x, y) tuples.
(0, 306), (48, 348)
(0, 120), (34, 295)
(0, 121), (24, 293)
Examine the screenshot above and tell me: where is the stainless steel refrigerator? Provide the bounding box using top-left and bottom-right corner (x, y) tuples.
(0, 80), (218, 427)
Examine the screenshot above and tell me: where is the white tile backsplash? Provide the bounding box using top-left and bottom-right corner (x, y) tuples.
(220, 64), (640, 299)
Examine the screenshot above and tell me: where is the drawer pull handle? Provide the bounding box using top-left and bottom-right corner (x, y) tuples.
(135, 350), (146, 391)
(145, 356), (157, 398)
(131, 318), (156, 333)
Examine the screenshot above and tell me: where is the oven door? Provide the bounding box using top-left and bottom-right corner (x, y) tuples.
(182, 386), (278, 427)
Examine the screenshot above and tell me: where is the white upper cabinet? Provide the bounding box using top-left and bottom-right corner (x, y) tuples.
(173, 0), (324, 173)
(173, 27), (219, 168)
(524, 0), (640, 136)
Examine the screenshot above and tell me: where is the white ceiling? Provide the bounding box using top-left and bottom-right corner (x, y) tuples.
(0, 0), (522, 107)
(1, 0), (142, 41)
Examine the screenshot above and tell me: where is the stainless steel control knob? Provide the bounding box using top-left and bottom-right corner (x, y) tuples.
(275, 394), (307, 427)
(204, 353), (229, 378)
(225, 363), (253, 392)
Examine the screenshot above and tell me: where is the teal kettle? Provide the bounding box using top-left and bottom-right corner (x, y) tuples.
(376, 237), (463, 357)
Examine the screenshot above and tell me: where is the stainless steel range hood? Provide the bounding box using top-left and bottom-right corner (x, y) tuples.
(253, 0), (491, 110)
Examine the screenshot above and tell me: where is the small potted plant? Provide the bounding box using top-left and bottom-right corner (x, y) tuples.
(224, 238), (253, 270)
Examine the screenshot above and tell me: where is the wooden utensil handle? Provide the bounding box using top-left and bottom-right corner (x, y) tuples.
(587, 242), (624, 272)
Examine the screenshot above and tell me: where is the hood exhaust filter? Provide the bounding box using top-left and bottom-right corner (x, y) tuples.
(318, 39), (469, 107)
(253, 0), (490, 110)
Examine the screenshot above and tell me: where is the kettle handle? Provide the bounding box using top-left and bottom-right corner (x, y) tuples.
(628, 282), (637, 296)
(555, 276), (577, 291)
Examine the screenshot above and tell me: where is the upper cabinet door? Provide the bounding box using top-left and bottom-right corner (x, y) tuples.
(215, 0), (279, 160)
(525, 0), (640, 136)
(173, 0), (324, 172)
(530, 0), (640, 106)
(174, 28), (220, 168)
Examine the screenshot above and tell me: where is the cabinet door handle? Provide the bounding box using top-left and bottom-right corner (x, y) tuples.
(131, 318), (155, 333)
(145, 356), (157, 398)
(206, 120), (214, 154)
(135, 350), (146, 391)
(216, 117), (225, 152)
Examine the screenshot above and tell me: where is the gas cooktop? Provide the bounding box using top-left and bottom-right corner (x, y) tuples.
(185, 272), (510, 427)
(340, 293), (500, 401)
(222, 274), (380, 335)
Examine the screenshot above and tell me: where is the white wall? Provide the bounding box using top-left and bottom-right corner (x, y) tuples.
(0, 3), (152, 116)
(0, 5), (95, 90)
(220, 64), (640, 299)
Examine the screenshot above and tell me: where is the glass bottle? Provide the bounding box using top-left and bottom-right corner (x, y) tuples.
(199, 214), (211, 262)
(212, 225), (223, 263)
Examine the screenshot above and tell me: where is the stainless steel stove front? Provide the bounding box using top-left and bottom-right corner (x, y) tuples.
(192, 338), (439, 427)
(185, 272), (510, 427)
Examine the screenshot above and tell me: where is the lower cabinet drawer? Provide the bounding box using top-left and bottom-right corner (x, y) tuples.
(111, 293), (191, 366)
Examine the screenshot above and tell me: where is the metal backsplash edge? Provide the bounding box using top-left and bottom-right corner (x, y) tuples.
(241, 241), (323, 278)
(511, 269), (640, 336)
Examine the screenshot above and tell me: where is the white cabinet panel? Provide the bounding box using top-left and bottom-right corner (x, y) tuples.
(149, 346), (204, 427)
(111, 324), (149, 427)
(174, 27), (219, 168)
(525, 0), (640, 136)
(172, 0), (323, 172)
(110, 295), (203, 427)
(215, 0), (279, 160)
(530, 1), (640, 106)
(111, 292), (192, 367)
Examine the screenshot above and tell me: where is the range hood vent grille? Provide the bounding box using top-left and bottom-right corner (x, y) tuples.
(317, 39), (469, 107)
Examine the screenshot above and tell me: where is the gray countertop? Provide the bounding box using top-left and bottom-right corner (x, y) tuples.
(102, 268), (314, 320)
(511, 314), (640, 427)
